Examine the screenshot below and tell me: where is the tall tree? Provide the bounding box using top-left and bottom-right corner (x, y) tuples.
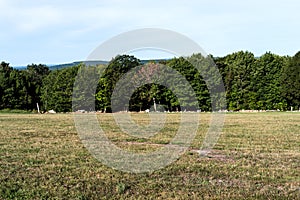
(73, 64), (106, 112)
(41, 66), (78, 112)
(281, 51), (300, 110)
(222, 51), (256, 110)
(0, 62), (13, 109)
(95, 55), (141, 112)
(252, 52), (287, 110)
(24, 64), (49, 110)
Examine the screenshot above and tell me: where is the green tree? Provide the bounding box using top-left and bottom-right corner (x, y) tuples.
(95, 55), (141, 112)
(41, 66), (78, 112)
(222, 51), (256, 110)
(24, 64), (49, 111)
(0, 62), (13, 109)
(281, 51), (300, 110)
(252, 52), (287, 110)
(73, 64), (106, 111)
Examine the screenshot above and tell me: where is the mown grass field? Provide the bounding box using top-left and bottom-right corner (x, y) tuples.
(0, 112), (299, 199)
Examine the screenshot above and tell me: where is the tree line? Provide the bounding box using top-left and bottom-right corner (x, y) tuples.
(0, 51), (299, 112)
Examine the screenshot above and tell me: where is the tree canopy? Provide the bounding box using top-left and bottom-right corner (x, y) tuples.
(0, 51), (299, 112)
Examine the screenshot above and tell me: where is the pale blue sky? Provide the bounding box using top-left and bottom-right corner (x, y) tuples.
(0, 0), (299, 66)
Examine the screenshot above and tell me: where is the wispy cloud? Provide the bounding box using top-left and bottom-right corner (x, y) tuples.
(0, 0), (299, 65)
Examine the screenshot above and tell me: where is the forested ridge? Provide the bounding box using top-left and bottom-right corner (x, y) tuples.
(0, 51), (299, 112)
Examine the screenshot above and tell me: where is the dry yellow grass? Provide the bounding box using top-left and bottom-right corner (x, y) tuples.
(0, 112), (299, 199)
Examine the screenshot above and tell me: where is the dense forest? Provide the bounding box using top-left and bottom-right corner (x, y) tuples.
(0, 51), (299, 112)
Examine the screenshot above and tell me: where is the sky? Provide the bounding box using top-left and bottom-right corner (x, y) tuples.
(0, 0), (299, 66)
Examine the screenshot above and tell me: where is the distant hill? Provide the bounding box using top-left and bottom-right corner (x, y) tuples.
(13, 59), (170, 70)
(50, 59), (169, 70)
(13, 60), (109, 70)
(49, 60), (109, 70)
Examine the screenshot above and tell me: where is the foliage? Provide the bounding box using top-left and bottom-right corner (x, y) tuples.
(0, 62), (49, 111)
(0, 51), (299, 112)
(281, 52), (300, 110)
(73, 64), (106, 112)
(95, 55), (141, 112)
(41, 66), (79, 112)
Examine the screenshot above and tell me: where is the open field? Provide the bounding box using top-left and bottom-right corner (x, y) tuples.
(0, 112), (299, 199)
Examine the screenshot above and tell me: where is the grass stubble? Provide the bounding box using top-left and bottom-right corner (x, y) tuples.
(0, 112), (299, 199)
